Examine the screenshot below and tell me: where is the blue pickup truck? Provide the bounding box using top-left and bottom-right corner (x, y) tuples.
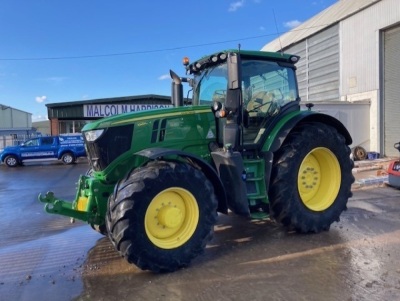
(0, 135), (86, 167)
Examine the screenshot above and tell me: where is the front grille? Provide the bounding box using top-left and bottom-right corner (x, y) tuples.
(84, 124), (134, 171)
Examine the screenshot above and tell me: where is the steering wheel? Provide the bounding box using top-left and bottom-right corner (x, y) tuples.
(266, 98), (280, 116)
(248, 100), (272, 113)
(246, 90), (284, 117)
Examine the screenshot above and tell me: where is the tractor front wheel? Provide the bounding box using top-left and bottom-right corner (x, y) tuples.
(269, 122), (354, 233)
(106, 161), (218, 273)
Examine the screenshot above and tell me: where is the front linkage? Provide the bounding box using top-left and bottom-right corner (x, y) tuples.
(38, 175), (112, 226)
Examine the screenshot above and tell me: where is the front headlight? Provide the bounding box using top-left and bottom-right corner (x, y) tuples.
(84, 129), (105, 142)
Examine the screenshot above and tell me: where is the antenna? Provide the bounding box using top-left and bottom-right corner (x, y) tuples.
(272, 9), (284, 55)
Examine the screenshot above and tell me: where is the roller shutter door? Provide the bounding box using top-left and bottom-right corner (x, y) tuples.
(383, 25), (400, 157)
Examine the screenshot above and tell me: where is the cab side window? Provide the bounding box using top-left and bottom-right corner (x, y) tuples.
(241, 60), (298, 145)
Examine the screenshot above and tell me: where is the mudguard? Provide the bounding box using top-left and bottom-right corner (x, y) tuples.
(135, 148), (228, 214)
(262, 110), (352, 153)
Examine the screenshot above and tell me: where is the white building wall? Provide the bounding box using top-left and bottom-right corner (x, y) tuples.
(301, 101), (370, 150)
(341, 0), (400, 94)
(340, 0), (400, 153)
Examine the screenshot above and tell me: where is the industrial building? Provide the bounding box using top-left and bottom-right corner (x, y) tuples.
(262, 0), (400, 157)
(46, 94), (172, 135)
(0, 104), (35, 148)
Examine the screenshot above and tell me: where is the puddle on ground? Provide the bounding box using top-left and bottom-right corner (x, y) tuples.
(0, 225), (102, 301)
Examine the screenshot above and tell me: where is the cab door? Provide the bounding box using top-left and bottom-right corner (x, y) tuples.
(38, 137), (58, 158)
(241, 59), (299, 148)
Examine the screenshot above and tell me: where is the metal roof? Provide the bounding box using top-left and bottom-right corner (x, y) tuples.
(0, 104), (32, 115)
(261, 0), (381, 52)
(46, 94), (170, 108)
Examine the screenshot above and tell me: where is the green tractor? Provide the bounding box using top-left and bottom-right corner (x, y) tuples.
(39, 49), (354, 273)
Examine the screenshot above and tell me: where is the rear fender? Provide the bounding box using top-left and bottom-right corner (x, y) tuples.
(262, 111), (352, 153)
(135, 148), (228, 214)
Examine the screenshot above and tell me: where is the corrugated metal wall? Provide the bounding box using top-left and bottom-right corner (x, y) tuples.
(261, 0), (380, 52)
(383, 25), (400, 157)
(0, 107), (32, 129)
(287, 41), (307, 100)
(284, 24), (340, 102)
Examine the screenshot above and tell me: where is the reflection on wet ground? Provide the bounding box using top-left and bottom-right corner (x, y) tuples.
(0, 225), (101, 301)
(77, 190), (400, 301)
(0, 162), (98, 301)
(1, 162), (400, 301)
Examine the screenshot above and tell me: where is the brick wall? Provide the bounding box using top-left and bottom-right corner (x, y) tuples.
(50, 118), (59, 135)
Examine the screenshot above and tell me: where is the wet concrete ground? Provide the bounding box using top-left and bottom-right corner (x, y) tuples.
(1, 160), (400, 301)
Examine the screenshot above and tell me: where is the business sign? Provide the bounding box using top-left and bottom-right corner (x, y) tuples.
(21, 151), (55, 157)
(83, 104), (172, 118)
(59, 135), (84, 146)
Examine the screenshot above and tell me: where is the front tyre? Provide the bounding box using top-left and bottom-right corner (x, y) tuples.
(106, 161), (218, 273)
(269, 122), (354, 233)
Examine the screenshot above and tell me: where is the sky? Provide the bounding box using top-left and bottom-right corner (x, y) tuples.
(0, 0), (337, 121)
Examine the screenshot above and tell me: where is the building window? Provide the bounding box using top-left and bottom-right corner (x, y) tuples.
(58, 120), (90, 134)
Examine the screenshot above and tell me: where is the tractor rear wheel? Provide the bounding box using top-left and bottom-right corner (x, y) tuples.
(269, 122), (354, 233)
(106, 160), (218, 273)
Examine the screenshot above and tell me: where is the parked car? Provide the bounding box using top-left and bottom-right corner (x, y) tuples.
(0, 135), (86, 167)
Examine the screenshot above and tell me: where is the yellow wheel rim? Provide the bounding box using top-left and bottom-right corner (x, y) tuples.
(145, 188), (199, 249)
(298, 147), (341, 211)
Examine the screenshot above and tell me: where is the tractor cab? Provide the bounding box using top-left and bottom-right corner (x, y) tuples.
(173, 50), (301, 150)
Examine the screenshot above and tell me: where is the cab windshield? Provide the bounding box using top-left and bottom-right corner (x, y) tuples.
(192, 62), (228, 106)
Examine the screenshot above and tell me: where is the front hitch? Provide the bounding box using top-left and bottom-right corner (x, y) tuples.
(38, 174), (113, 225)
(38, 191), (90, 222)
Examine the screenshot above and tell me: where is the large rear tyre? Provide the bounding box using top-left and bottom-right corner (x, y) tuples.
(269, 122), (354, 233)
(106, 161), (218, 273)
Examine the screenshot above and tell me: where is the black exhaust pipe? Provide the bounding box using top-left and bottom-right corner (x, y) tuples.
(170, 70), (183, 107)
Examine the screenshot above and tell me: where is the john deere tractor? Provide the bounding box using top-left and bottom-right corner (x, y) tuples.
(39, 49), (354, 273)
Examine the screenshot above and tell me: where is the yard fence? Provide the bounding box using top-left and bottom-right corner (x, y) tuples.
(0, 134), (40, 149)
